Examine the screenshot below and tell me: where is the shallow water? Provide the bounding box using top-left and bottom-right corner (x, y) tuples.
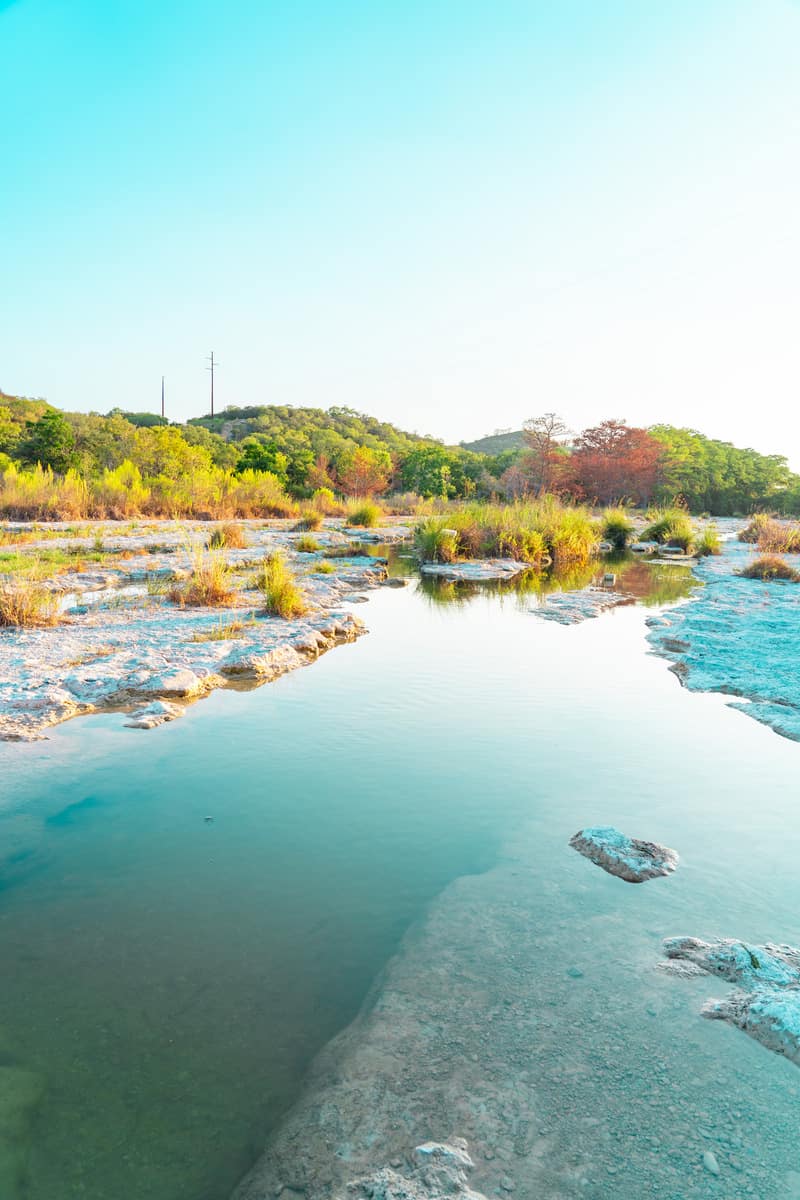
(1, 551), (799, 1198)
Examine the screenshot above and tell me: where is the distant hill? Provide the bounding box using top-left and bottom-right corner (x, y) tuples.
(460, 429), (525, 455)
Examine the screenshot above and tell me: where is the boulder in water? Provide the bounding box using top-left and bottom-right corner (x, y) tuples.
(569, 826), (679, 883)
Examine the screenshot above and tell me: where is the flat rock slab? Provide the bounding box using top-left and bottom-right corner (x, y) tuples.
(569, 825), (679, 883)
(662, 935), (800, 1068)
(419, 560), (529, 582)
(532, 588), (634, 625)
(0, 519), (406, 741)
(647, 537), (800, 742)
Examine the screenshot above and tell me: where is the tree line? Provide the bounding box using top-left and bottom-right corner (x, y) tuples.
(0, 393), (796, 514)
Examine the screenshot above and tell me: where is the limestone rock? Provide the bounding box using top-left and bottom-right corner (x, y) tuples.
(663, 936), (800, 990)
(569, 826), (679, 883)
(123, 700), (184, 729)
(662, 935), (800, 1068)
(419, 560), (530, 582)
(702, 986), (800, 1067)
(339, 1140), (488, 1200)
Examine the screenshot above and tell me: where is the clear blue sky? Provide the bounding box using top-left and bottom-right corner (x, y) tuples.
(2, 0), (799, 457)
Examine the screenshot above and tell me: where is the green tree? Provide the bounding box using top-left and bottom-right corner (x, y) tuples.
(21, 410), (78, 472)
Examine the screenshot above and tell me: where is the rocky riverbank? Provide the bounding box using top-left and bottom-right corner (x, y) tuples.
(647, 531), (800, 742)
(0, 519), (411, 741)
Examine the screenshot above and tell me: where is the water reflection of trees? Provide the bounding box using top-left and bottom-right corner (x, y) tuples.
(415, 554), (699, 611)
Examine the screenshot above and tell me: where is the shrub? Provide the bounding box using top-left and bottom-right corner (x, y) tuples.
(253, 552), (307, 617)
(695, 526), (721, 557)
(0, 580), (61, 627)
(346, 500), (382, 528)
(295, 534), (321, 553)
(740, 555), (800, 582)
(168, 547), (234, 607)
(601, 506), (634, 551)
(311, 487), (339, 515)
(641, 507), (695, 553)
(312, 560), (335, 574)
(208, 521), (247, 549)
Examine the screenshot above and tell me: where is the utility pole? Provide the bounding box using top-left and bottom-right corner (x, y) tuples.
(206, 351), (219, 417)
(161, 375), (165, 422)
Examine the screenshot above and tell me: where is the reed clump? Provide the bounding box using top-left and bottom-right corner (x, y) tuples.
(0, 580), (61, 627)
(294, 510), (324, 531)
(740, 515), (800, 554)
(208, 522), (247, 549)
(168, 547), (234, 607)
(414, 499), (595, 566)
(346, 500), (382, 528)
(601, 506), (634, 551)
(740, 555), (800, 582)
(641, 507), (696, 553)
(695, 525), (722, 557)
(253, 552), (307, 617)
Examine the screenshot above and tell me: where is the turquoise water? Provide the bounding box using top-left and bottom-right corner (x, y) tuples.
(1, 560), (800, 1198)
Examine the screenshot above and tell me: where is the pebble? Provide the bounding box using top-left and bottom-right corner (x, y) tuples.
(703, 1151), (720, 1176)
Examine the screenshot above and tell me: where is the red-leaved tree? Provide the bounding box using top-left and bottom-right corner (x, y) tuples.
(571, 420), (662, 504)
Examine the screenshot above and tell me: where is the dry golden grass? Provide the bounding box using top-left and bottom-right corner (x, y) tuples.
(0, 580), (62, 627)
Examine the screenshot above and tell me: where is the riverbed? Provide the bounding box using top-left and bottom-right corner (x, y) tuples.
(2, 542), (799, 1198)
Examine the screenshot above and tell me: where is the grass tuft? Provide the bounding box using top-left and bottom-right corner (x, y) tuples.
(253, 552), (308, 617)
(641, 507), (696, 553)
(295, 534), (321, 553)
(208, 522), (247, 549)
(168, 546), (234, 607)
(695, 526), (722, 557)
(346, 500), (382, 528)
(601, 506), (634, 551)
(294, 510), (324, 531)
(0, 580), (61, 627)
(740, 555), (800, 582)
(189, 619), (251, 642)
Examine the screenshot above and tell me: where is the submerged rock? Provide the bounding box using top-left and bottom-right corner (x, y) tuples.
(419, 560), (530, 582)
(662, 935), (800, 1068)
(531, 588), (634, 625)
(123, 700), (185, 729)
(663, 936), (800, 990)
(702, 987), (800, 1067)
(569, 826), (679, 883)
(339, 1140), (488, 1200)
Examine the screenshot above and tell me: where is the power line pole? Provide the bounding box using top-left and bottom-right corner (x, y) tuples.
(206, 351), (219, 417)
(161, 375), (165, 422)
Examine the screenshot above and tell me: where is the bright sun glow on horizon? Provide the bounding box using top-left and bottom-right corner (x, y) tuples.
(2, 1), (799, 463)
